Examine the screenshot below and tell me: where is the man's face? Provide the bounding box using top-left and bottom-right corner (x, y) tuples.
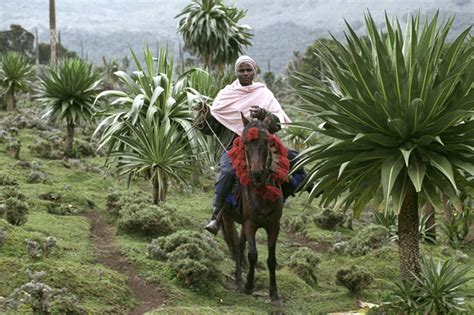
(237, 62), (255, 86)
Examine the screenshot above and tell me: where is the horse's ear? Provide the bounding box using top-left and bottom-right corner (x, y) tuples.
(240, 112), (249, 126)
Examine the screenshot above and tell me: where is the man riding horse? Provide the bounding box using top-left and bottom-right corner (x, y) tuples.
(195, 55), (303, 234)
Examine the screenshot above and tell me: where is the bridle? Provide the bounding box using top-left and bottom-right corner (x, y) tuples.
(243, 126), (273, 187)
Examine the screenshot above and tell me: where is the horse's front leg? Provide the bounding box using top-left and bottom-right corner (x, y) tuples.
(267, 225), (283, 306)
(244, 221), (257, 295)
(222, 216), (243, 292)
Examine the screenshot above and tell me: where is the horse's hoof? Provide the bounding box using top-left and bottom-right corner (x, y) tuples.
(271, 298), (284, 308)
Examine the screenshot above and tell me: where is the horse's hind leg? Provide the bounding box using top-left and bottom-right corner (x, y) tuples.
(244, 222), (257, 295)
(221, 215), (244, 291)
(267, 225), (282, 306)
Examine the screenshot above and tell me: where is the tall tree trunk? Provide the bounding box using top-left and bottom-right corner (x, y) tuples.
(49, 0), (57, 66)
(423, 202), (436, 244)
(6, 89), (15, 111)
(35, 27), (40, 65)
(152, 176), (167, 205)
(57, 30), (61, 59)
(398, 181), (420, 278)
(65, 122), (75, 158)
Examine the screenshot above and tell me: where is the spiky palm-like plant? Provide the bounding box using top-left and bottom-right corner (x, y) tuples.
(37, 58), (101, 157)
(293, 12), (473, 277)
(0, 51), (33, 111)
(94, 47), (208, 191)
(176, 0), (253, 71)
(94, 47), (207, 160)
(112, 119), (192, 204)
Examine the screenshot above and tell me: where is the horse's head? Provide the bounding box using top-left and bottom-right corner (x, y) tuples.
(240, 112), (272, 186)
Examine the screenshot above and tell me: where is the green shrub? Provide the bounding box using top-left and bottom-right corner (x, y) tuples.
(440, 208), (471, 249)
(287, 247), (320, 285)
(47, 203), (79, 216)
(105, 190), (152, 217)
(387, 257), (472, 313)
(4, 197), (28, 225)
(29, 139), (53, 159)
(148, 230), (223, 289)
(0, 174), (18, 186)
(0, 228), (6, 247)
(26, 171), (49, 184)
(336, 266), (373, 294)
(25, 238), (43, 258)
(2, 270), (84, 314)
(5, 139), (21, 159)
(170, 258), (210, 287)
(73, 139), (96, 157)
(283, 214), (312, 234)
(345, 225), (389, 256)
(1, 186), (26, 201)
(118, 203), (177, 237)
(38, 192), (62, 202)
(314, 209), (345, 230)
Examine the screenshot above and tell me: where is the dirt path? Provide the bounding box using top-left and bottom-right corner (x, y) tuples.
(85, 211), (168, 315)
(282, 226), (332, 252)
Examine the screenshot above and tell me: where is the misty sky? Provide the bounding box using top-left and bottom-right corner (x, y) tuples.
(1, 0), (472, 34)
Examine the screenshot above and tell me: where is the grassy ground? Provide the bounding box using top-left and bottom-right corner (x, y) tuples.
(0, 108), (473, 314)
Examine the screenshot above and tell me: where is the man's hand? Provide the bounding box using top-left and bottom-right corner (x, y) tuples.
(249, 105), (266, 120)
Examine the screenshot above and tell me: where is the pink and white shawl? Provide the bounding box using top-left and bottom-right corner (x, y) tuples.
(210, 80), (291, 136)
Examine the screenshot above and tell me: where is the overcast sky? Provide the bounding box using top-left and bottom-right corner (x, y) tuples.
(1, 0), (472, 34)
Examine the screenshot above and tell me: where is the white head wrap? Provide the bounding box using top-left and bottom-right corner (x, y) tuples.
(234, 55), (257, 73)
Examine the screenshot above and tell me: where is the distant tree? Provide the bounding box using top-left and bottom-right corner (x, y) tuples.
(288, 38), (340, 88)
(176, 0), (253, 72)
(263, 71), (288, 98)
(38, 42), (78, 65)
(38, 58), (101, 157)
(0, 51), (33, 111)
(49, 0), (57, 66)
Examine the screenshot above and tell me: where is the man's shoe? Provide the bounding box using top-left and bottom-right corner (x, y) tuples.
(205, 219), (220, 235)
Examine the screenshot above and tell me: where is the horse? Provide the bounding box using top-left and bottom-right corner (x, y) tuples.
(219, 113), (289, 307)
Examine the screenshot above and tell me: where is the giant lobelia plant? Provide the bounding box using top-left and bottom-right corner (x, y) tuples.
(0, 51), (33, 111)
(38, 58), (101, 157)
(176, 0), (252, 71)
(293, 12), (473, 277)
(94, 47), (206, 201)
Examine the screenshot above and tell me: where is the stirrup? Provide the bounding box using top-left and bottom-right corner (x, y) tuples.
(205, 219), (220, 235)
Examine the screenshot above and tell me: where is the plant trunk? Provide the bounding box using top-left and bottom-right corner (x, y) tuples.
(191, 159), (200, 186)
(49, 0), (57, 66)
(216, 63), (224, 75)
(65, 122), (75, 158)
(440, 192), (452, 223)
(152, 176), (166, 205)
(423, 202), (436, 244)
(398, 181), (420, 278)
(6, 89), (15, 111)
